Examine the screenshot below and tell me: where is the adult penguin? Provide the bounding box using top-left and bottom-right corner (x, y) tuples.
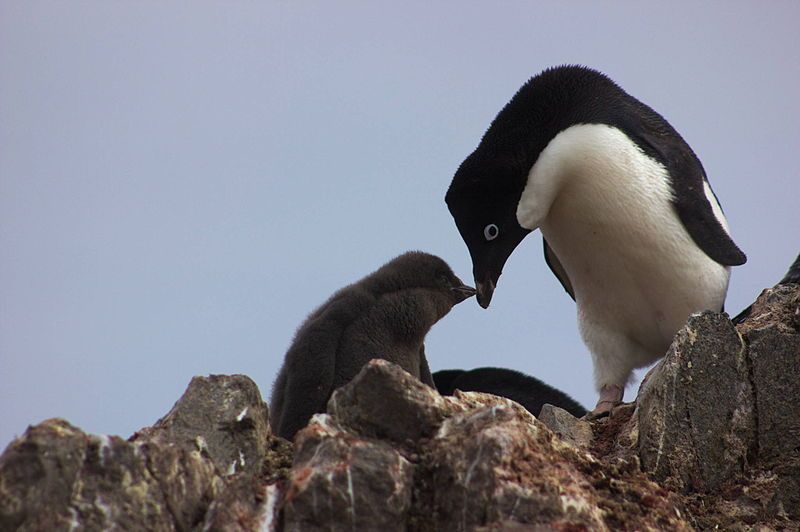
(445, 65), (746, 417)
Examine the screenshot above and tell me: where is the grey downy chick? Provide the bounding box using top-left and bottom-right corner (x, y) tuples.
(270, 251), (475, 440)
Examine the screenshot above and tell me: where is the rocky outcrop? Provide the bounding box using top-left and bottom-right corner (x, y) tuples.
(633, 284), (800, 527)
(283, 360), (689, 531)
(0, 375), (292, 532)
(131, 375), (274, 477)
(637, 312), (755, 492)
(0, 418), (224, 531)
(538, 403), (594, 449)
(1, 285), (798, 530)
(283, 414), (415, 531)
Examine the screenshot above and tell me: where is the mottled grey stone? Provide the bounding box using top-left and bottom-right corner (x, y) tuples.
(415, 390), (690, 531)
(638, 311), (756, 491)
(282, 414), (414, 532)
(426, 402), (594, 530)
(328, 359), (450, 444)
(0, 419), (222, 532)
(738, 285), (800, 521)
(747, 323), (800, 465)
(132, 374), (272, 476)
(539, 404), (593, 448)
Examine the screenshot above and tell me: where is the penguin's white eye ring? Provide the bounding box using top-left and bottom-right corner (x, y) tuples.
(484, 223), (499, 241)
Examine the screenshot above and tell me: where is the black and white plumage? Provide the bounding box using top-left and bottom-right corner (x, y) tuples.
(269, 251), (475, 440)
(445, 65), (746, 416)
(433, 367), (587, 418)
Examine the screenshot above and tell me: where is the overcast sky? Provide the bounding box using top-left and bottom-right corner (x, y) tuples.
(2, 2), (798, 450)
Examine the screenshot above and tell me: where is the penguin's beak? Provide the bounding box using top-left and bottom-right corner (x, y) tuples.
(475, 278), (495, 309)
(451, 283), (477, 304)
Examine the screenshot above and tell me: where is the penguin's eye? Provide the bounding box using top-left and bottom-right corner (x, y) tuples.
(483, 223), (499, 241)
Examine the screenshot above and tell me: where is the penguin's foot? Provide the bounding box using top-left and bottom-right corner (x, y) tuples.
(583, 384), (624, 420)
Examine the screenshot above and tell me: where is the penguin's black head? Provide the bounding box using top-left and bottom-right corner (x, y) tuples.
(445, 66), (631, 308)
(369, 251), (476, 308)
(446, 152), (531, 308)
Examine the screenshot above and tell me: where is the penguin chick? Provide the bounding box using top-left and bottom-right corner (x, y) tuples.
(269, 251), (475, 440)
(445, 65), (746, 418)
(433, 367), (587, 418)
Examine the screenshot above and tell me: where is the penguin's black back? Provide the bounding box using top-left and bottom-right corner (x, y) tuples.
(431, 369), (466, 395)
(433, 367), (587, 418)
(448, 65), (746, 267)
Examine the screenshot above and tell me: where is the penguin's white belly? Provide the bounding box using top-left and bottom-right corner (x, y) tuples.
(524, 124), (731, 381)
(542, 206), (729, 364)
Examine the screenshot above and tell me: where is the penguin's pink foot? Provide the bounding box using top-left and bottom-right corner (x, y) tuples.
(584, 383), (624, 420)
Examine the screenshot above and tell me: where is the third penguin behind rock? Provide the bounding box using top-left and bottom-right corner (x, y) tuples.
(269, 251), (475, 440)
(433, 366), (587, 418)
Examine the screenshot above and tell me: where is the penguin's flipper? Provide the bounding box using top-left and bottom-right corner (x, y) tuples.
(276, 340), (337, 440)
(268, 367), (288, 433)
(276, 290), (373, 439)
(418, 345), (435, 387)
(543, 238), (575, 301)
(635, 129), (746, 266)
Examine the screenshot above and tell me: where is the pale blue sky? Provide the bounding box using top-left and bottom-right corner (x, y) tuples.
(2, 2), (798, 449)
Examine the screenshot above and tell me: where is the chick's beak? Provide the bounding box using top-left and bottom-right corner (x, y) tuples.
(451, 283), (477, 304)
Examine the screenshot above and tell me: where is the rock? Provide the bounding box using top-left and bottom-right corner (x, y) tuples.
(539, 404), (593, 448)
(281, 414), (414, 531)
(132, 374), (272, 477)
(417, 390), (688, 531)
(2, 284), (799, 530)
(0, 418), (222, 531)
(748, 325), (800, 465)
(424, 398), (606, 530)
(638, 311), (756, 492)
(328, 359), (450, 445)
(178, 432), (291, 532)
(289, 360), (689, 530)
(200, 473), (279, 532)
(735, 284), (800, 336)
(737, 285), (800, 520)
(737, 286), (800, 466)
(0, 375), (292, 532)
(636, 285), (800, 524)
(589, 402), (639, 463)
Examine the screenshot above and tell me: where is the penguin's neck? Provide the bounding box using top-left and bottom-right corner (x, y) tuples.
(515, 123), (674, 231)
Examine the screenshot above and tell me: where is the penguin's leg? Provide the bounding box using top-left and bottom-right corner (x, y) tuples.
(587, 383), (625, 419)
(579, 316), (637, 419)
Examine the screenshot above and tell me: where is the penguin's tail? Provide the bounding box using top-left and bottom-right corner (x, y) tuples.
(731, 252), (800, 325)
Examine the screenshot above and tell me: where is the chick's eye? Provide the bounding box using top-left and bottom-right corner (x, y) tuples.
(484, 223), (499, 241)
